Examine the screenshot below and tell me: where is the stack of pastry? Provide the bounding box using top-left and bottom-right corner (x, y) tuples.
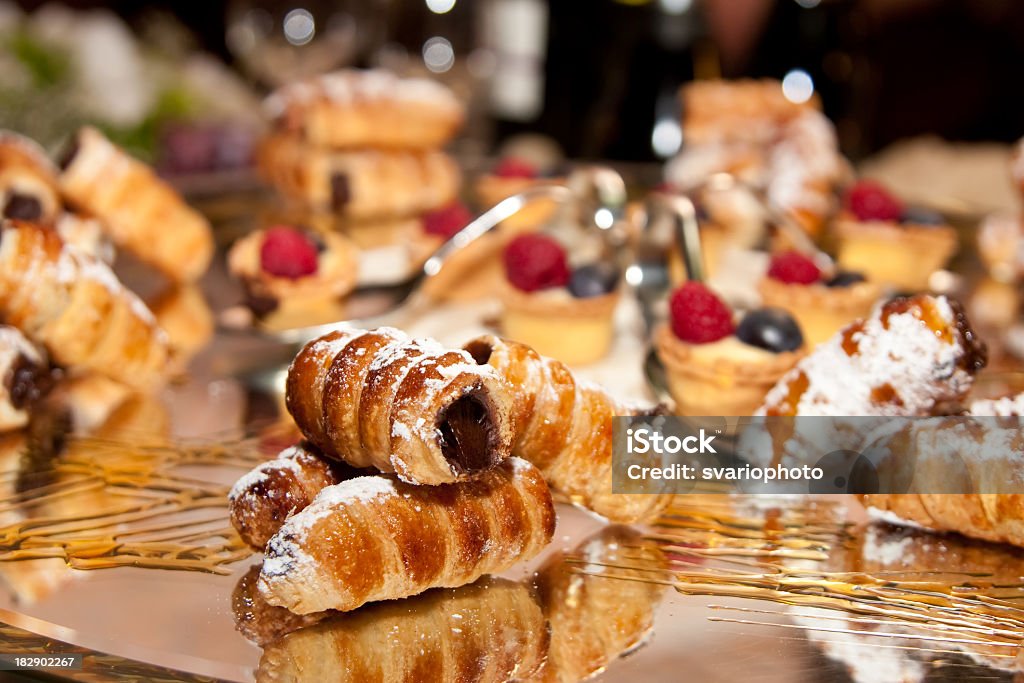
(229, 327), (672, 616)
(0, 128), (217, 431)
(665, 79), (848, 240)
(252, 69), (472, 301)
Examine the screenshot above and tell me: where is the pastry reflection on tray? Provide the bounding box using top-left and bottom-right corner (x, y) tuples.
(233, 525), (666, 683)
(658, 496), (1024, 683)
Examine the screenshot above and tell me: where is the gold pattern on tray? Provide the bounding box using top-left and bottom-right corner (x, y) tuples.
(0, 425), (274, 574)
(569, 496), (1024, 674)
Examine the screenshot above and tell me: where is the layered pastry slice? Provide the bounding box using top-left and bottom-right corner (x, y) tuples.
(656, 282), (804, 416)
(500, 233), (621, 365)
(758, 251), (880, 347)
(228, 225), (358, 328)
(834, 180), (957, 292)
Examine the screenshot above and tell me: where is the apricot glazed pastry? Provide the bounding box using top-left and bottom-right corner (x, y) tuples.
(258, 457), (555, 614)
(758, 251), (880, 347)
(834, 180), (957, 291)
(500, 234), (620, 365)
(760, 294), (986, 416)
(285, 327), (514, 485)
(228, 225), (358, 323)
(57, 127), (214, 282)
(655, 282), (804, 416)
(0, 220), (169, 391)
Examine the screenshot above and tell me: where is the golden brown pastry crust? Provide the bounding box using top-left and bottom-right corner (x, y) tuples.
(264, 69), (464, 151)
(0, 131), (62, 225)
(57, 127), (213, 282)
(285, 327), (515, 485)
(258, 457), (555, 614)
(463, 335), (674, 523)
(257, 134), (461, 219)
(229, 442), (363, 550)
(256, 578), (546, 682)
(0, 221), (169, 391)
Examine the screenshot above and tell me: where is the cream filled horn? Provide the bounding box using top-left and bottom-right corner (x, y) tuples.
(285, 327), (514, 485)
(258, 457), (555, 614)
(256, 578), (546, 683)
(229, 443), (364, 550)
(0, 220), (169, 391)
(463, 335), (674, 524)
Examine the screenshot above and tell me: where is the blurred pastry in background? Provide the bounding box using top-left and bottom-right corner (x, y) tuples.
(499, 233), (620, 365)
(228, 225), (358, 330)
(757, 251), (880, 348)
(255, 578), (546, 683)
(57, 127), (214, 283)
(976, 210), (1024, 283)
(0, 220), (170, 392)
(0, 132), (61, 224)
(834, 180), (957, 292)
(263, 69), (463, 151)
(1012, 136), (1024, 198)
(666, 79), (847, 240)
(475, 156), (564, 231)
(148, 285), (214, 374)
(967, 276), (1019, 332)
(0, 326), (53, 433)
(656, 282), (803, 416)
(256, 136), (460, 220)
(528, 526), (666, 683)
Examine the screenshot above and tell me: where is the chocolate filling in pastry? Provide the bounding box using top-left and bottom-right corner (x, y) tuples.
(330, 173), (350, 211)
(2, 193), (42, 221)
(464, 339), (493, 366)
(7, 354), (53, 410)
(437, 390), (499, 474)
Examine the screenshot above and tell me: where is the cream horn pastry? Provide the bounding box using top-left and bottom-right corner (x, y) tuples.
(463, 335), (673, 524)
(233, 564), (329, 647)
(229, 443), (364, 550)
(0, 131), (62, 224)
(256, 578), (546, 683)
(285, 327), (514, 485)
(0, 220), (169, 391)
(258, 457), (555, 614)
(0, 326), (53, 433)
(56, 126), (213, 282)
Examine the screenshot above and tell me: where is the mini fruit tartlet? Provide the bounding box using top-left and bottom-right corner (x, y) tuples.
(475, 157), (563, 232)
(834, 180), (957, 292)
(500, 233), (619, 365)
(228, 225), (358, 327)
(758, 251), (880, 348)
(655, 282), (804, 416)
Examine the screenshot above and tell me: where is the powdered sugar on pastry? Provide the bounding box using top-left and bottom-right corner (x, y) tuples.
(760, 295), (983, 416)
(265, 69), (460, 118)
(969, 394), (1024, 416)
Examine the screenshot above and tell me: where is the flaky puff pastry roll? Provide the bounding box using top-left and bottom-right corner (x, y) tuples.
(464, 335), (673, 524)
(57, 127), (213, 282)
(258, 457), (555, 614)
(0, 131), (61, 225)
(256, 578), (546, 683)
(527, 526), (665, 682)
(229, 443), (364, 550)
(0, 221), (169, 391)
(860, 415), (1024, 548)
(286, 327), (514, 485)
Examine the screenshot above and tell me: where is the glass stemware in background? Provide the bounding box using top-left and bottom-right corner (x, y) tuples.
(226, 0), (387, 87)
